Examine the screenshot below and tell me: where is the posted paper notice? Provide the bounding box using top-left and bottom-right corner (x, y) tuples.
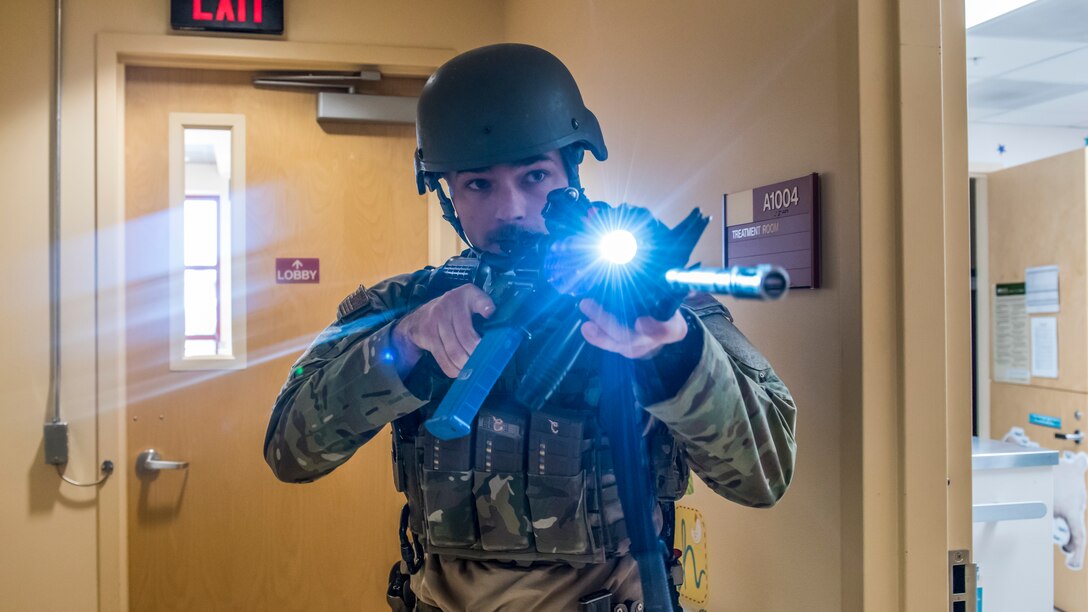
(1026, 265), (1060, 313)
(994, 283), (1030, 384)
(1031, 316), (1059, 379)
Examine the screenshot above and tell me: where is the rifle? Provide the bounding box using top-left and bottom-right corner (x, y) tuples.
(424, 187), (788, 611)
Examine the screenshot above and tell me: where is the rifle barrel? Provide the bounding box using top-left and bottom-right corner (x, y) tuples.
(665, 264), (790, 300)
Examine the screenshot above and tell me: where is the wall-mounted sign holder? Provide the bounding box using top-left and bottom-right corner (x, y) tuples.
(724, 173), (821, 289)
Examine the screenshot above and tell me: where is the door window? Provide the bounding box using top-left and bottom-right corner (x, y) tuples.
(169, 115), (247, 370)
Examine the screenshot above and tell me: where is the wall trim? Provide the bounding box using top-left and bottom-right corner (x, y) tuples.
(854, 0), (970, 609)
(93, 32), (452, 611)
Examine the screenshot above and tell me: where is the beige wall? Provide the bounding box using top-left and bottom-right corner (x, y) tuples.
(2, 2), (502, 610)
(0, 3), (101, 612)
(505, 2), (970, 610)
(504, 2), (856, 609)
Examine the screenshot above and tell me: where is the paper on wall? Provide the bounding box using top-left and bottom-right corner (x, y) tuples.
(993, 283), (1031, 384)
(1031, 316), (1059, 379)
(1026, 265), (1060, 313)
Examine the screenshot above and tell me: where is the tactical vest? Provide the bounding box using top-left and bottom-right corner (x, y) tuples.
(390, 324), (690, 566)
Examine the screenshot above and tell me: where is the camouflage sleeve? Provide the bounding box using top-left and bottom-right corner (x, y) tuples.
(264, 271), (433, 483)
(642, 297), (797, 508)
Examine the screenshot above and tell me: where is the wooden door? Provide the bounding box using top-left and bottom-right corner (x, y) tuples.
(990, 383), (1086, 455)
(124, 66), (426, 611)
(988, 148), (1088, 612)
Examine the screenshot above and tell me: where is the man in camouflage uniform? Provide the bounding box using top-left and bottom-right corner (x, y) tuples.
(265, 44), (796, 611)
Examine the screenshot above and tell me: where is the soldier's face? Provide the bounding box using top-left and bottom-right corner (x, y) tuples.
(447, 149), (569, 254)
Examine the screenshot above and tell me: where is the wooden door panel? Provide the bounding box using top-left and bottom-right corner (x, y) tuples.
(990, 383), (1085, 454)
(125, 66), (425, 610)
(988, 151), (1088, 394)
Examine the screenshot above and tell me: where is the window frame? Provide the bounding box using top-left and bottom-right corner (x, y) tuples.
(168, 113), (248, 371)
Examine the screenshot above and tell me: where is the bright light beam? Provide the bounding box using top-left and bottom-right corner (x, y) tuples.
(598, 230), (638, 265)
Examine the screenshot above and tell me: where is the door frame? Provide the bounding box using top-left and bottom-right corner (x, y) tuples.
(898, 1), (973, 608)
(853, 0), (971, 609)
(93, 33), (454, 611)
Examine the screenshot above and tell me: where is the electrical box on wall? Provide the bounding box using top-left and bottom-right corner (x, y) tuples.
(43, 422), (68, 465)
(724, 173), (821, 289)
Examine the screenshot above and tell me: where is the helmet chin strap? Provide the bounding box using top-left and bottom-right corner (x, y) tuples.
(427, 144), (587, 256)
(426, 174), (472, 248)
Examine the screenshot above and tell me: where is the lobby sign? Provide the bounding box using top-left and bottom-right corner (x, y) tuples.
(276, 258), (319, 284)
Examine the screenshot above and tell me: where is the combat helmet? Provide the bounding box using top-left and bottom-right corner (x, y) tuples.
(415, 43), (608, 242)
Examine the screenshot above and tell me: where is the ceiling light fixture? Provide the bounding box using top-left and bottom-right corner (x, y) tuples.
(965, 0), (1039, 29)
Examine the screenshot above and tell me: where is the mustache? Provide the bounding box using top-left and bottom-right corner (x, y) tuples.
(486, 225), (545, 253)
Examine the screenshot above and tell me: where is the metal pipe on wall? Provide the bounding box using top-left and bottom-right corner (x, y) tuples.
(47, 0), (112, 486)
(49, 0), (62, 425)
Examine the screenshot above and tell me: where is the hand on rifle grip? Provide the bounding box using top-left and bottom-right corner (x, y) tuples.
(392, 284), (496, 378)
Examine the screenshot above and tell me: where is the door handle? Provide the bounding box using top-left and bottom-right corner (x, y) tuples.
(1055, 430), (1084, 444)
(136, 449), (190, 474)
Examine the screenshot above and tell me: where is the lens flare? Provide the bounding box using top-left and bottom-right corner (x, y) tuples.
(598, 230), (638, 265)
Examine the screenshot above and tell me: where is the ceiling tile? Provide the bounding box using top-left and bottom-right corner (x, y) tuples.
(966, 36), (1084, 81)
(1002, 46), (1088, 84)
(968, 78), (1088, 110)
(978, 108), (1088, 127)
(969, 0), (1088, 43)
(1021, 89), (1088, 113)
(968, 106), (1010, 120)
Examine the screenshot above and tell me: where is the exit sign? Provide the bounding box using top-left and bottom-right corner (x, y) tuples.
(171, 0), (284, 35)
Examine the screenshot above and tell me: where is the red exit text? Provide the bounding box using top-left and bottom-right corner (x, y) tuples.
(190, 0), (265, 23)
(171, 0), (282, 34)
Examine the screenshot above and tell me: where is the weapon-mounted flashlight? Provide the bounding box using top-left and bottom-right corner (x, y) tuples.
(598, 229), (638, 265)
